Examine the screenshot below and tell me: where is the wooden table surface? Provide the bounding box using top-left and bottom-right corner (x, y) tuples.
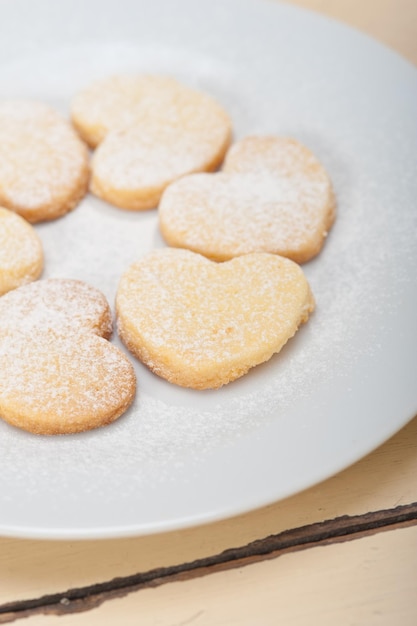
(1, 1), (417, 624)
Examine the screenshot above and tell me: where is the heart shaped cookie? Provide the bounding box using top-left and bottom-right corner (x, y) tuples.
(159, 136), (336, 264)
(0, 101), (89, 222)
(0, 278), (112, 337)
(0, 279), (136, 434)
(71, 74), (232, 210)
(116, 248), (314, 390)
(0, 207), (43, 296)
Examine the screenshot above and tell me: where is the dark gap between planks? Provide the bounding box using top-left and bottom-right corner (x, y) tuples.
(1, 502), (417, 623)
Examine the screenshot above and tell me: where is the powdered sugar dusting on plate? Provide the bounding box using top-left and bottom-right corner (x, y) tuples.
(0, 25), (415, 536)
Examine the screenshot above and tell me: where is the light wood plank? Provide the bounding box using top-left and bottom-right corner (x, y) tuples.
(23, 524), (417, 626)
(286, 0), (417, 65)
(1, 416), (416, 604)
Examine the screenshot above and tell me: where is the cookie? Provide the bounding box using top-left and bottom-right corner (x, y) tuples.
(116, 248), (314, 390)
(71, 74), (232, 210)
(0, 279), (136, 435)
(0, 278), (112, 337)
(0, 207), (43, 296)
(159, 136), (336, 264)
(0, 100), (90, 222)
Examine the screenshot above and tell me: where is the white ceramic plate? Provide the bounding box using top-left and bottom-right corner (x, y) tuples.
(0, 0), (416, 539)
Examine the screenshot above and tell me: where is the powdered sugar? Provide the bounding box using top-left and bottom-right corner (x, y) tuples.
(159, 135), (335, 263)
(0, 278), (134, 434)
(116, 249), (313, 388)
(72, 74), (231, 149)
(0, 207), (43, 294)
(93, 123), (227, 192)
(83, 75), (231, 209)
(0, 278), (112, 337)
(0, 100), (88, 219)
(159, 167), (333, 263)
(0, 331), (135, 431)
(0, 18), (415, 535)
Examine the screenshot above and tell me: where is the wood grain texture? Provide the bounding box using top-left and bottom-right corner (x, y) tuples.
(10, 524), (417, 626)
(1, 504), (416, 623)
